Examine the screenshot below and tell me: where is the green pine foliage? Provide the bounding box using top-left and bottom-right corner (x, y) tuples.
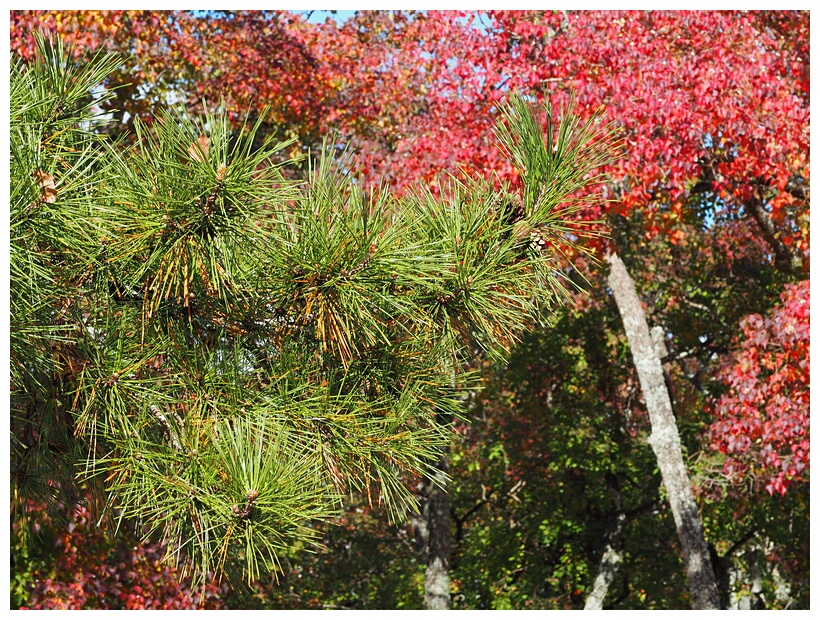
(10, 34), (619, 589)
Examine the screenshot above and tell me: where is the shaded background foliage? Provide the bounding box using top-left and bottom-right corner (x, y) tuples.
(9, 9), (809, 609)
(12, 502), (229, 609)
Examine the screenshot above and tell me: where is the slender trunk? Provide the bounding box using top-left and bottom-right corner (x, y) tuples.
(585, 474), (626, 610)
(424, 446), (451, 610)
(584, 512), (626, 610)
(606, 253), (721, 610)
(709, 543), (731, 610)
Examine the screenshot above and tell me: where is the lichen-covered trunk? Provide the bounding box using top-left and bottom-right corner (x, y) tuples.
(424, 447), (451, 610)
(606, 253), (721, 610)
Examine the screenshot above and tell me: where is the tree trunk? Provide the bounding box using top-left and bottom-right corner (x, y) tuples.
(585, 474), (626, 610)
(424, 447), (451, 610)
(584, 512), (626, 610)
(606, 252), (721, 610)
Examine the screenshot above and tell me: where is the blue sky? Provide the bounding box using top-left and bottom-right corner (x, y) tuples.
(303, 10), (356, 25)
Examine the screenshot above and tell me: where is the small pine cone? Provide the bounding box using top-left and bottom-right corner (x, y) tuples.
(529, 229), (548, 254)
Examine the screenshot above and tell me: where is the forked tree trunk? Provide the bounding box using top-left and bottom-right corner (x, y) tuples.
(606, 253), (721, 610)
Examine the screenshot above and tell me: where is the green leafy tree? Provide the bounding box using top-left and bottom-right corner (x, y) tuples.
(442, 199), (807, 609)
(10, 34), (620, 596)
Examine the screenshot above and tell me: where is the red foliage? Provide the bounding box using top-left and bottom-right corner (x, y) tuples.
(294, 11), (809, 229)
(9, 10), (213, 135)
(16, 504), (229, 610)
(9, 11), (202, 69)
(11, 11), (809, 251)
(278, 11), (808, 272)
(708, 280), (810, 495)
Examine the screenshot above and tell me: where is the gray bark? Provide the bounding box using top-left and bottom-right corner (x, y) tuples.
(424, 448), (451, 610)
(585, 473), (626, 610)
(606, 253), (721, 610)
(584, 512), (626, 610)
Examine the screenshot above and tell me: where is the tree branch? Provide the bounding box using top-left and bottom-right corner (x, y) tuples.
(744, 194), (801, 274)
